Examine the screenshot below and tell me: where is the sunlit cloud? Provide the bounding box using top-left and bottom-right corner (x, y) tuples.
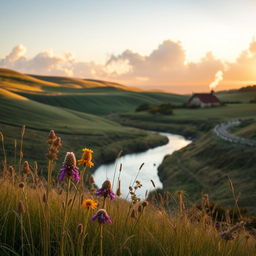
(0, 39), (255, 93)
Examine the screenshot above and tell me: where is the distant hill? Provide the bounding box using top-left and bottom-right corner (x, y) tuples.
(238, 85), (256, 92)
(30, 74), (141, 91)
(217, 85), (256, 103)
(0, 68), (59, 92)
(0, 68), (141, 93)
(0, 68), (187, 116)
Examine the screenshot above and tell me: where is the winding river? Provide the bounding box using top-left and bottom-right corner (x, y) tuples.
(94, 132), (191, 199)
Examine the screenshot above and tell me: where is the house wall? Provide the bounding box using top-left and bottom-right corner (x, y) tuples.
(188, 97), (220, 108)
(189, 97), (202, 107)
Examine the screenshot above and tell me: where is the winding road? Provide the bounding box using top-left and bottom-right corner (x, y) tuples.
(214, 119), (256, 147)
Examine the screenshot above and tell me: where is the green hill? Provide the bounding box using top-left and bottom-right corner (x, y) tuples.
(0, 68), (59, 92)
(17, 89), (187, 115)
(1, 68), (187, 116)
(0, 98), (167, 172)
(158, 131), (256, 213)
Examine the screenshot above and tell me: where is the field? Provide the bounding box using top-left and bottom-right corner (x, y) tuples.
(110, 103), (256, 137)
(0, 135), (255, 256)
(1, 68), (256, 255)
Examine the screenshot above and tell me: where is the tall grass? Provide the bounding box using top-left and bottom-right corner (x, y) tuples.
(0, 130), (255, 256)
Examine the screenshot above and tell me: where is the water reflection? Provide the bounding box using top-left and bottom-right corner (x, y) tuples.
(94, 132), (191, 199)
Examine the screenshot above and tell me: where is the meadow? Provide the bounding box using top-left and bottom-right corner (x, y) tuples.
(1, 68), (256, 255)
(0, 129), (255, 256)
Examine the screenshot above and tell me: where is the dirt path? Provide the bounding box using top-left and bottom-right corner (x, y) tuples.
(214, 119), (256, 147)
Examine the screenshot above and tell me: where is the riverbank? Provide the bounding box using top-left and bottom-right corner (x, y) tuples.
(94, 132), (191, 198)
(157, 130), (256, 213)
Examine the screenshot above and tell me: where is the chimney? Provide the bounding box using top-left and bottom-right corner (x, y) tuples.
(211, 89), (215, 95)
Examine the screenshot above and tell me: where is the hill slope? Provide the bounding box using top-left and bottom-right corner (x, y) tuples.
(158, 131), (256, 212)
(1, 68), (188, 115)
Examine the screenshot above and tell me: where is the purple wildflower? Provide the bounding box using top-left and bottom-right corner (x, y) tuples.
(96, 180), (115, 200)
(59, 152), (80, 182)
(92, 209), (112, 224)
(220, 231), (235, 241)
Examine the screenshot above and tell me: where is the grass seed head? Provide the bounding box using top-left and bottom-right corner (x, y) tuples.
(18, 182), (25, 189)
(150, 179), (156, 188)
(48, 130), (57, 144)
(90, 175), (95, 184)
(142, 200), (149, 208)
(23, 161), (31, 174)
(18, 200), (25, 214)
(101, 180), (112, 190)
(77, 224), (83, 235)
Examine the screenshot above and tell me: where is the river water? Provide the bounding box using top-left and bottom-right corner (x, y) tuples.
(94, 132), (191, 199)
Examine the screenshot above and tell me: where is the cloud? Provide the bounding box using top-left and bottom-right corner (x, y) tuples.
(105, 41), (224, 92)
(1, 39), (255, 93)
(221, 39), (256, 88)
(2, 44), (27, 63)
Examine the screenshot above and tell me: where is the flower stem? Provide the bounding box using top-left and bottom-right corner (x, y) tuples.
(20, 213), (24, 256)
(79, 210), (90, 256)
(80, 166), (86, 191)
(60, 177), (71, 256)
(100, 224), (103, 256)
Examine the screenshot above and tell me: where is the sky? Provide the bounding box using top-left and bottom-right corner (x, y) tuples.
(0, 0), (256, 93)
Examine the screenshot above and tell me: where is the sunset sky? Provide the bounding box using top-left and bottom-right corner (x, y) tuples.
(1, 0), (256, 93)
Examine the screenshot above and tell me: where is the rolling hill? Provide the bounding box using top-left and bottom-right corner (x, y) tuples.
(0, 68), (188, 116)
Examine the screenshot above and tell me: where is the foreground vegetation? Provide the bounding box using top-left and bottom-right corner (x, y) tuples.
(0, 130), (255, 256)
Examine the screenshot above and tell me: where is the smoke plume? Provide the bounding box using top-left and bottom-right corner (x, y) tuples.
(209, 70), (223, 89)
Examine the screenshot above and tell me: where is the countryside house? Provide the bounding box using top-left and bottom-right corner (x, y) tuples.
(187, 91), (220, 108)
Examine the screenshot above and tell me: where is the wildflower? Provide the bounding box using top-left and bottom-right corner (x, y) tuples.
(81, 199), (97, 210)
(78, 148), (94, 167)
(220, 231), (235, 241)
(96, 180), (115, 200)
(59, 152), (80, 182)
(220, 222), (244, 241)
(92, 209), (112, 224)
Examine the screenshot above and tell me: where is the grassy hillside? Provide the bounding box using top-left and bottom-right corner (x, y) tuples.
(158, 131), (256, 212)
(1, 68), (188, 115)
(0, 68), (58, 92)
(217, 91), (256, 103)
(31, 74), (141, 91)
(229, 119), (256, 140)
(18, 89), (187, 115)
(0, 96), (168, 171)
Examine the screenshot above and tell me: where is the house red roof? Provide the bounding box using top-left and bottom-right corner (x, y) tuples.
(188, 93), (220, 104)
